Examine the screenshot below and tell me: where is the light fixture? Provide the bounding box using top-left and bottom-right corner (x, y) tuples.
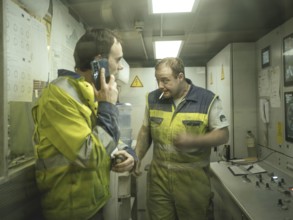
(151, 0), (196, 14)
(154, 40), (183, 59)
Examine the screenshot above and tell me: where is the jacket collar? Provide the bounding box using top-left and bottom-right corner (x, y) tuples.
(184, 78), (200, 102)
(58, 69), (81, 79)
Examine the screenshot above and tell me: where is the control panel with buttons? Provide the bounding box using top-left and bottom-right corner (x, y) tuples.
(211, 161), (293, 220)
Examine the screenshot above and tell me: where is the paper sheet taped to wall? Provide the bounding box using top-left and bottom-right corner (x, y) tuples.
(4, 0), (49, 101)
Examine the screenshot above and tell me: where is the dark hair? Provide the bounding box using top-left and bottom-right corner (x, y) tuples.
(73, 28), (121, 71)
(155, 57), (185, 77)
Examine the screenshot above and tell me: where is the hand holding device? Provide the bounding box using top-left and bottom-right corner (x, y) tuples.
(91, 58), (110, 90)
(111, 150), (135, 173)
(92, 61), (118, 105)
(113, 154), (126, 165)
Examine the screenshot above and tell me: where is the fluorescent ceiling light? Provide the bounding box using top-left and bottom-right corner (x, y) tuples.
(154, 41), (182, 59)
(152, 0), (196, 13)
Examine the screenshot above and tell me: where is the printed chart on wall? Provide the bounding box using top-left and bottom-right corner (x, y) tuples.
(50, 0), (85, 79)
(258, 66), (281, 107)
(4, 0), (49, 102)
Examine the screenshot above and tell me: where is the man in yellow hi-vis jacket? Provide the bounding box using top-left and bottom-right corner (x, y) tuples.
(32, 29), (137, 220)
(134, 57), (229, 220)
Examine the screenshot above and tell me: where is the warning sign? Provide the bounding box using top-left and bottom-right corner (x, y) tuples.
(221, 64), (225, 80)
(209, 72), (213, 85)
(130, 75), (143, 87)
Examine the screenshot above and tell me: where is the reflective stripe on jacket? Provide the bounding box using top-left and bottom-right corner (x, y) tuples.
(32, 75), (114, 220)
(147, 82), (217, 167)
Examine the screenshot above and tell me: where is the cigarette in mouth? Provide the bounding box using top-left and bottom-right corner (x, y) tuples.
(159, 92), (164, 100)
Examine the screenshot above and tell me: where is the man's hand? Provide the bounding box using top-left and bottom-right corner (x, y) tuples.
(93, 68), (118, 105)
(173, 128), (229, 152)
(173, 133), (198, 152)
(111, 150), (135, 173)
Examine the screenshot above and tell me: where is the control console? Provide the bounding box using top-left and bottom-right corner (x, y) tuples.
(211, 161), (293, 220)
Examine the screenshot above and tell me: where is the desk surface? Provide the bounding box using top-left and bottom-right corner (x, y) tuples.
(210, 161), (293, 220)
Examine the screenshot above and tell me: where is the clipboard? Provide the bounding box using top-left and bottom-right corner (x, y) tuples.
(228, 163), (267, 176)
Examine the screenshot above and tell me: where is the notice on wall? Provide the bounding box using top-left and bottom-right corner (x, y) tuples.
(258, 68), (270, 97)
(258, 66), (281, 108)
(269, 66), (281, 108)
(49, 0), (85, 80)
(4, 0), (49, 102)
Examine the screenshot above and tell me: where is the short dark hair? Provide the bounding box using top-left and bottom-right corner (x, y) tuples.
(74, 28), (121, 71)
(155, 57), (185, 77)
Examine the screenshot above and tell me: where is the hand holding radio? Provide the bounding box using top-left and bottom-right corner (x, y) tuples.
(111, 150), (135, 173)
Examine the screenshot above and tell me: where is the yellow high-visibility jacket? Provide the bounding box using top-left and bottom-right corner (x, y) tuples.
(147, 81), (217, 167)
(146, 80), (219, 219)
(32, 70), (119, 220)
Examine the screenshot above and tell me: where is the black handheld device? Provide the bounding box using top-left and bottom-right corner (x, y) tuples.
(113, 155), (126, 165)
(91, 58), (110, 90)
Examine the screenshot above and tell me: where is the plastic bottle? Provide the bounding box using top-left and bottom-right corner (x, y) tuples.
(246, 130), (257, 158)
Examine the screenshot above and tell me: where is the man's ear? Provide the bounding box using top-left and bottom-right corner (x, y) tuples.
(178, 72), (184, 80)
